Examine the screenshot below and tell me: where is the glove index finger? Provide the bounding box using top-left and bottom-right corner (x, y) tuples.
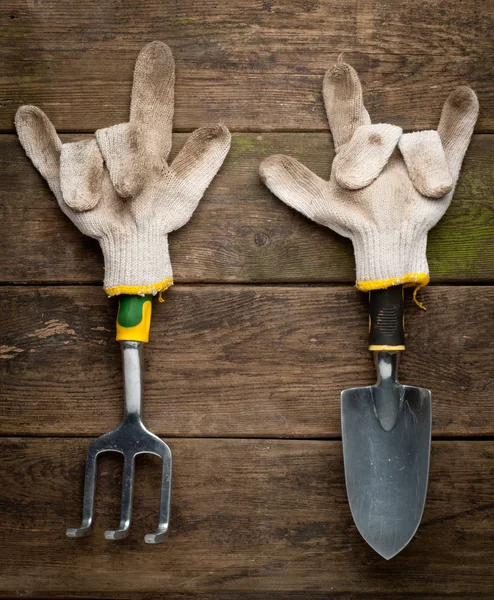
(130, 41), (175, 162)
(323, 58), (371, 152)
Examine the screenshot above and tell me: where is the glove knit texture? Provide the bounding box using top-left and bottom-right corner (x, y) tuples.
(15, 41), (231, 297)
(260, 58), (479, 303)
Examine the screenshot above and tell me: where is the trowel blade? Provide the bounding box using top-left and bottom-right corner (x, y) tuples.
(341, 384), (432, 559)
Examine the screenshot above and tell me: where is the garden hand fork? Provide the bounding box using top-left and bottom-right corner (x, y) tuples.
(66, 295), (172, 543)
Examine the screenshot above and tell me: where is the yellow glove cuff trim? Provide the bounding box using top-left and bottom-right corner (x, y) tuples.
(105, 278), (174, 297)
(356, 272), (430, 310)
(356, 272), (430, 292)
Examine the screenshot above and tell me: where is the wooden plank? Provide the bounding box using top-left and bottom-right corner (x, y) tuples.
(1, 596), (491, 600)
(0, 438), (492, 595)
(1, 133), (493, 284)
(0, 0), (492, 131)
(0, 596), (489, 600)
(1, 285), (492, 438)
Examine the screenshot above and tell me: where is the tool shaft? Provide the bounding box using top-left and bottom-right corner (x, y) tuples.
(121, 341), (143, 418)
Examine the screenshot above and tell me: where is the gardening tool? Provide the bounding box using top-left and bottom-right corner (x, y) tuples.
(66, 296), (171, 542)
(259, 58), (478, 558)
(15, 42), (230, 541)
(341, 286), (431, 559)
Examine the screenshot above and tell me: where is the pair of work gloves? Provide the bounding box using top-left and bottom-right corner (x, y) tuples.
(16, 42), (479, 303)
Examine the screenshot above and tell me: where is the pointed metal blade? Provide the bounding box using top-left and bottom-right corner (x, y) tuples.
(341, 384), (432, 559)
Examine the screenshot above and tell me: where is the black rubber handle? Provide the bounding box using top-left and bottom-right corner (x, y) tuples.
(368, 286), (405, 351)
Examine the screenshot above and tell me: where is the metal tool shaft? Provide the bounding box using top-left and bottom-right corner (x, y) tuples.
(122, 340), (144, 417)
(373, 351), (402, 431)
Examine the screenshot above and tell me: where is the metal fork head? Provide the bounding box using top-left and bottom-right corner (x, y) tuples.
(66, 341), (172, 543)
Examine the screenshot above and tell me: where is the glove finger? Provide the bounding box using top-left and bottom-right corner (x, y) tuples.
(166, 124), (231, 228)
(96, 122), (146, 198)
(259, 154), (328, 225)
(60, 139), (103, 211)
(437, 87), (479, 179)
(130, 41), (175, 163)
(334, 123), (402, 190)
(323, 59), (371, 152)
(399, 130), (453, 198)
(15, 105), (62, 197)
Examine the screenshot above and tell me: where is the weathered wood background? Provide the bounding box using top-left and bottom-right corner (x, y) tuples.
(0, 0), (493, 598)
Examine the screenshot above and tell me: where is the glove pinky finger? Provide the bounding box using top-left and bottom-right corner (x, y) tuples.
(15, 105), (62, 197)
(437, 87), (479, 178)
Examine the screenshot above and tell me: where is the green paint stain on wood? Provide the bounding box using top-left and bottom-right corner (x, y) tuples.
(229, 135), (257, 157)
(429, 204), (494, 279)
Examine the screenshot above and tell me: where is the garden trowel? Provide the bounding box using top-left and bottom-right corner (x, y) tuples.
(341, 286), (431, 559)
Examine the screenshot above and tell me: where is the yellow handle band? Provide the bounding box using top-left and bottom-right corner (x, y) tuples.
(116, 295), (153, 343)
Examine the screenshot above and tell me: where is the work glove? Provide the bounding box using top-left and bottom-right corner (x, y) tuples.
(259, 58), (478, 305)
(15, 41), (231, 296)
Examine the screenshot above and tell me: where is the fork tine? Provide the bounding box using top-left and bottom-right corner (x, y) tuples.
(66, 446), (98, 538)
(68, 337), (174, 542)
(144, 448), (172, 543)
(104, 455), (135, 540)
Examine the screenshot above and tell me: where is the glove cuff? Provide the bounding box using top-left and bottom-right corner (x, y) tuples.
(99, 227), (173, 297)
(352, 228), (430, 291)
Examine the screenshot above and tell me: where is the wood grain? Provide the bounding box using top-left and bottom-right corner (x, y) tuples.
(1, 0), (492, 132)
(1, 134), (493, 284)
(0, 438), (492, 595)
(1, 596), (490, 600)
(1, 285), (492, 438)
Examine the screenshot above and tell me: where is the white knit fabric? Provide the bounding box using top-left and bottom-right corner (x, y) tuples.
(260, 59), (479, 291)
(15, 41), (231, 296)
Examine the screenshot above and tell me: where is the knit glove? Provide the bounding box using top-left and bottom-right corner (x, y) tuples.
(259, 59), (478, 301)
(15, 41), (231, 296)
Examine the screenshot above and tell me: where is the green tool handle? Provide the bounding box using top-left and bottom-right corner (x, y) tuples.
(368, 286), (405, 352)
(116, 295), (153, 343)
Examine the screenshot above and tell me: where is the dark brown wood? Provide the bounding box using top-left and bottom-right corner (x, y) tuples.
(1, 0), (492, 132)
(0, 438), (492, 595)
(1, 134), (493, 284)
(1, 285), (492, 437)
(1, 596), (491, 600)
